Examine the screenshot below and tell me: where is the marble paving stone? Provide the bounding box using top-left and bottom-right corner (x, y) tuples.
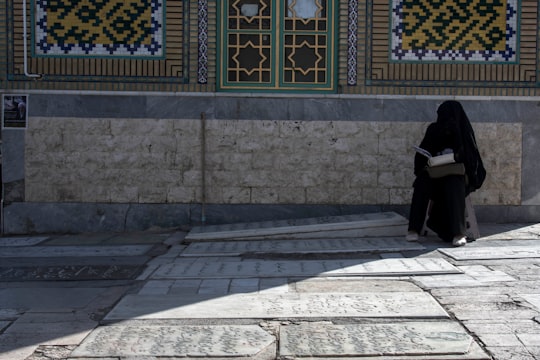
(259, 278), (290, 294)
(186, 212), (407, 241)
(106, 232), (171, 244)
(432, 285), (540, 298)
(181, 237), (425, 256)
(104, 292), (449, 320)
(516, 333), (540, 346)
(380, 252), (405, 258)
(27, 345), (76, 360)
(42, 233), (114, 245)
(485, 346), (539, 360)
(261, 225), (408, 240)
(279, 322), (489, 359)
(478, 223), (540, 240)
(0, 321), (10, 332)
(444, 303), (539, 320)
(479, 334), (523, 347)
(0, 264), (144, 281)
(472, 239), (540, 247)
(0, 309), (22, 320)
(0, 288), (105, 310)
(0, 236), (48, 247)
(413, 274), (484, 288)
(4, 313), (96, 346)
(293, 278), (424, 293)
(70, 325), (275, 358)
(462, 320), (516, 335)
(0, 245), (154, 258)
(439, 245), (540, 260)
(152, 258), (460, 279)
(0, 255), (150, 267)
(520, 294), (540, 311)
(436, 294), (514, 306)
(40, 232), (167, 246)
(0, 335), (38, 360)
(458, 265), (516, 282)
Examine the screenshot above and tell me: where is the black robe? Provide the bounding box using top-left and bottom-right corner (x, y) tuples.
(409, 101), (486, 242)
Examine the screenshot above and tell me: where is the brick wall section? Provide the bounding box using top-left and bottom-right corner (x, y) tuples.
(24, 117), (521, 206)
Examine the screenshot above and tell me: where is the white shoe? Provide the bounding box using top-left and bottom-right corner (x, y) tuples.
(406, 231), (419, 242)
(452, 236), (467, 247)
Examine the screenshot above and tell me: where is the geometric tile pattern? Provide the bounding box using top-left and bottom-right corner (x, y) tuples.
(35, 0), (164, 57)
(348, 0), (358, 85)
(198, 0), (208, 84)
(391, 0), (518, 62)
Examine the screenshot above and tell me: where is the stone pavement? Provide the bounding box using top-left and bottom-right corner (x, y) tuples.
(0, 213), (539, 359)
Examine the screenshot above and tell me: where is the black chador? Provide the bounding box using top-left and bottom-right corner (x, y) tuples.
(408, 100), (486, 243)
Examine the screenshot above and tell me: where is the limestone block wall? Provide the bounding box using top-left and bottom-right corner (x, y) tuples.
(3, 93), (535, 234)
(24, 117), (521, 208)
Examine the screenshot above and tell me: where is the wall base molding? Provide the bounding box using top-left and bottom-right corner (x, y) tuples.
(3, 202), (538, 235)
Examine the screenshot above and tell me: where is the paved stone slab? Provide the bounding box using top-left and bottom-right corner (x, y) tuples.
(152, 258), (460, 279)
(0, 321), (9, 332)
(4, 313), (96, 346)
(0, 335), (38, 360)
(294, 278), (424, 293)
(71, 325), (275, 359)
(0, 288), (107, 310)
(0, 245), (154, 258)
(104, 292), (449, 320)
(26, 345), (76, 360)
(0, 264), (144, 281)
(45, 232), (169, 245)
(280, 322), (488, 358)
(186, 212), (407, 241)
(41, 233), (115, 245)
(439, 245), (540, 260)
(520, 294), (540, 311)
(0, 309), (22, 320)
(0, 237), (48, 247)
(478, 223), (540, 240)
(0, 254), (150, 267)
(181, 237), (425, 257)
(444, 302), (539, 321)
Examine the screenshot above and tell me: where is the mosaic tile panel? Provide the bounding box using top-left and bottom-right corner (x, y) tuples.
(347, 0), (358, 85)
(391, 0), (518, 62)
(35, 0), (164, 57)
(198, 0), (208, 84)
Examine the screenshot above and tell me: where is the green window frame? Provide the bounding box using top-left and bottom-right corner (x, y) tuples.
(218, 0), (337, 92)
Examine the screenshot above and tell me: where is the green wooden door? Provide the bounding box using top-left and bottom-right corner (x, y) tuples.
(218, 0), (336, 92)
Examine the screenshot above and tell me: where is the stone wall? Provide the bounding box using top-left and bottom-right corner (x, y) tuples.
(24, 118), (520, 207)
(2, 93), (537, 234)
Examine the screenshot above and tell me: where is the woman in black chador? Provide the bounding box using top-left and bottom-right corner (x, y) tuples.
(406, 100), (486, 246)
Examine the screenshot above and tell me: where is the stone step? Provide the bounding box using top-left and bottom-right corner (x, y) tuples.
(185, 212), (408, 242)
(0, 236), (49, 247)
(181, 236), (425, 257)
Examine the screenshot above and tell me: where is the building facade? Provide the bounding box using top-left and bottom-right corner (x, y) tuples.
(0, 0), (539, 234)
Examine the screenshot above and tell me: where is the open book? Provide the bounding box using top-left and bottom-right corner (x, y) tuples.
(413, 146), (432, 158)
(413, 146), (455, 166)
